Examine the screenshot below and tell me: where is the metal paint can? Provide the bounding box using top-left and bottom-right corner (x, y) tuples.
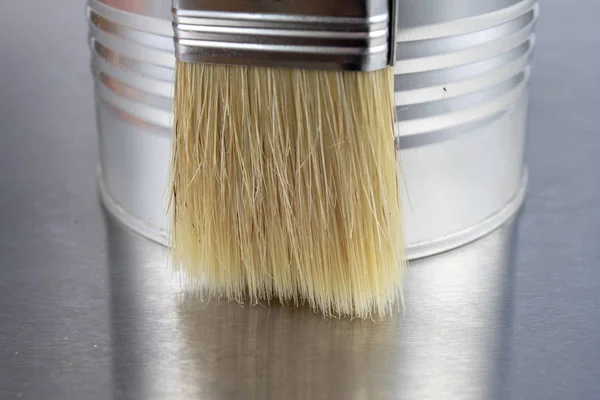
(88, 0), (537, 259)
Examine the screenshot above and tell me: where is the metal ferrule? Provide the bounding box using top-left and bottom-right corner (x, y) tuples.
(172, 0), (397, 71)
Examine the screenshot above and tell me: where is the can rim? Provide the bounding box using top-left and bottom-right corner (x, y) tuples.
(406, 169), (527, 260)
(98, 167), (527, 261)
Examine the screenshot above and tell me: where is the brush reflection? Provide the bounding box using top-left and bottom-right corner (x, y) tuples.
(105, 210), (517, 399)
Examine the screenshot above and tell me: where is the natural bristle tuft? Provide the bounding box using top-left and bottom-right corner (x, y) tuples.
(169, 62), (406, 319)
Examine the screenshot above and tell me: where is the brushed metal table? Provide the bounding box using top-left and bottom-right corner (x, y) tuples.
(1, 1), (599, 399)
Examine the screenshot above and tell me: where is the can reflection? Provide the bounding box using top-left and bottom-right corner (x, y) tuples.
(105, 210), (518, 399)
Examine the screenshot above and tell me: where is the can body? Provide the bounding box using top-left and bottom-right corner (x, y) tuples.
(88, 0), (537, 259)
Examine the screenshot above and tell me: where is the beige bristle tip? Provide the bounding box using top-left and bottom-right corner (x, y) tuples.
(169, 62), (406, 320)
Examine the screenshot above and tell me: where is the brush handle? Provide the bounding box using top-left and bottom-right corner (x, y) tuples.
(172, 0), (397, 71)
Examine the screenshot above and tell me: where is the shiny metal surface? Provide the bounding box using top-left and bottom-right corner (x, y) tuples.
(2, 0), (600, 399)
(172, 0), (394, 70)
(396, 0), (536, 256)
(103, 213), (516, 400)
(88, 0), (537, 259)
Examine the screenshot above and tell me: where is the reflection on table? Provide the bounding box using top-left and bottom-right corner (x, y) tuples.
(105, 210), (518, 400)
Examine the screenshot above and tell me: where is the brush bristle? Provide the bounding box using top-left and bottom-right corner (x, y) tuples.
(169, 62), (406, 319)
